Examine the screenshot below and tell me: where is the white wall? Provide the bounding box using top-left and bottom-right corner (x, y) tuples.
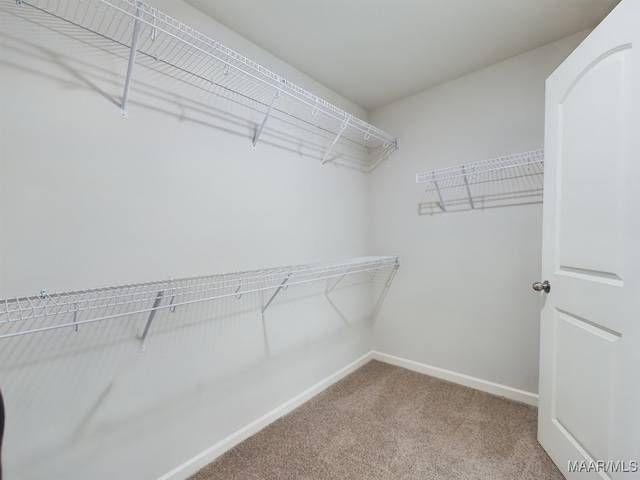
(367, 32), (589, 396)
(0, 1), (375, 479)
(0, 0), (597, 476)
(0, 0), (370, 297)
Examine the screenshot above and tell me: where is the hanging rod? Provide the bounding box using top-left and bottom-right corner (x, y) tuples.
(416, 150), (544, 213)
(14, 0), (398, 169)
(0, 256), (400, 340)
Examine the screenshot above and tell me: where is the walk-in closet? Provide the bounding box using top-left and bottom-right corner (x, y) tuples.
(1, 0), (638, 478)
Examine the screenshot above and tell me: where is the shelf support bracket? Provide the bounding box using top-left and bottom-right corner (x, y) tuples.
(140, 290), (164, 352)
(121, 1), (144, 118)
(461, 165), (475, 211)
(253, 81), (284, 150)
(432, 172), (447, 213)
(371, 266), (399, 321)
(325, 267), (351, 297)
(73, 302), (79, 332)
(261, 274), (290, 319)
(321, 116), (350, 166)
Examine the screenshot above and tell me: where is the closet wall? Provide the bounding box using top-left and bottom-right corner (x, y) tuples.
(0, 1), (376, 479)
(367, 31), (590, 398)
(0, 0), (372, 297)
(0, 0), (600, 477)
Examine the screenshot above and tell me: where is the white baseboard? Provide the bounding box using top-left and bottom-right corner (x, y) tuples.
(372, 351), (538, 406)
(159, 349), (537, 479)
(157, 351), (374, 480)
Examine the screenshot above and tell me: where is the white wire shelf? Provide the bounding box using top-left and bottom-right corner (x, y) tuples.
(416, 150), (545, 213)
(0, 256), (399, 342)
(14, 0), (398, 170)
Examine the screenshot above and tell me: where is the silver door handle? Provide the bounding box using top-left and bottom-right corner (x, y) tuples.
(532, 280), (551, 293)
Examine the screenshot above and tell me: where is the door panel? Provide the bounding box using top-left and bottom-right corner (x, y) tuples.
(539, 1), (640, 478)
(554, 310), (619, 463)
(558, 48), (629, 281)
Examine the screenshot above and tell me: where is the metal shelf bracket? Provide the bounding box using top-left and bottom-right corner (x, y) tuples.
(120, 1), (144, 118)
(253, 80), (285, 150)
(261, 273), (291, 319)
(432, 172), (447, 214)
(139, 290), (164, 352)
(325, 266), (351, 297)
(461, 165), (475, 211)
(320, 116), (351, 166)
(73, 302), (79, 332)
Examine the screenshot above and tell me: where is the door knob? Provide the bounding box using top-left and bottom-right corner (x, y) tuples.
(532, 280), (551, 293)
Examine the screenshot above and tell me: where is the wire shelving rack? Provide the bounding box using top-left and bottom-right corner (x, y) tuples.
(13, 0), (398, 170)
(416, 150), (545, 213)
(0, 256), (400, 346)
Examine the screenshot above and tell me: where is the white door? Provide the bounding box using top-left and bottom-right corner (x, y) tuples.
(538, 0), (640, 478)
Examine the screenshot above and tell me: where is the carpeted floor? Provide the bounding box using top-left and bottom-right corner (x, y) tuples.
(189, 360), (563, 479)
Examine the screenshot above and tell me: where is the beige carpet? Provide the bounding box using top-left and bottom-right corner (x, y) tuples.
(189, 360), (563, 479)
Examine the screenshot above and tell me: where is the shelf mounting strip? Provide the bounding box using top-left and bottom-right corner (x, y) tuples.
(15, 0), (399, 170)
(0, 256), (400, 350)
